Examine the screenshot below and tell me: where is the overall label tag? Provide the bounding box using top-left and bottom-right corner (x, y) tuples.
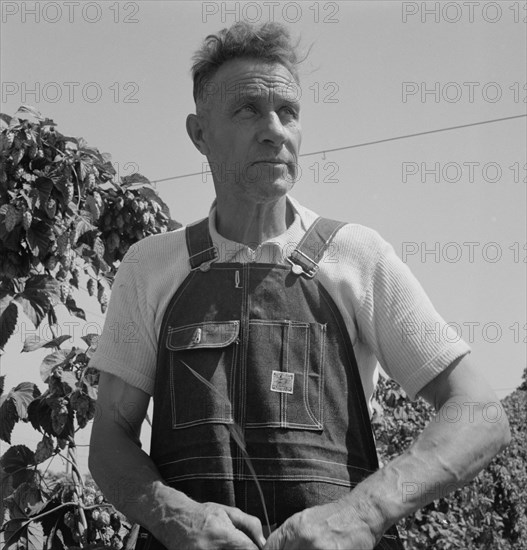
(270, 371), (294, 394)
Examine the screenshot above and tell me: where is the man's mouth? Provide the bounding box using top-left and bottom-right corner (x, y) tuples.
(252, 160), (289, 165)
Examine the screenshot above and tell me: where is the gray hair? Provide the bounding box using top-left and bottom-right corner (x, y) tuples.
(191, 21), (301, 102)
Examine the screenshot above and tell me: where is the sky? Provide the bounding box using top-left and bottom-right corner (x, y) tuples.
(0, 0), (526, 473)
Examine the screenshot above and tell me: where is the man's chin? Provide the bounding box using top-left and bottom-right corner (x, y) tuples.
(246, 178), (296, 202)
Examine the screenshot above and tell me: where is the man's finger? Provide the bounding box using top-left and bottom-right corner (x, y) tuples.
(262, 525), (287, 550)
(223, 506), (267, 549)
(223, 528), (262, 550)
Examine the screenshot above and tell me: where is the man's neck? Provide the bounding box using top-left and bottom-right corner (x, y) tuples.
(215, 195), (293, 247)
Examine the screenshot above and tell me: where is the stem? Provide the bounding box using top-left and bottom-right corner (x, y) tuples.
(69, 442), (88, 545)
(0, 502), (77, 546)
(57, 449), (84, 491)
(71, 165), (82, 208)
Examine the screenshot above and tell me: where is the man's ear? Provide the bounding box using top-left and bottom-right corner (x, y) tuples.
(186, 113), (210, 156)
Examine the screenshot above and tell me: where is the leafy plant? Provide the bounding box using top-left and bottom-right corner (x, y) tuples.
(0, 105), (180, 549)
(372, 369), (527, 549)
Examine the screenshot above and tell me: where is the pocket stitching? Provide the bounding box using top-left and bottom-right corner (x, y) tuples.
(244, 320), (324, 431)
(302, 326), (321, 428)
(167, 321), (239, 351)
(168, 327), (237, 429)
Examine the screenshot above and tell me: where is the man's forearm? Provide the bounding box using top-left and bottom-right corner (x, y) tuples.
(89, 423), (195, 540)
(341, 395), (511, 539)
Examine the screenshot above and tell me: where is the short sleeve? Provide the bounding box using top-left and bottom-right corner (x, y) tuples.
(89, 243), (157, 395)
(357, 237), (471, 400)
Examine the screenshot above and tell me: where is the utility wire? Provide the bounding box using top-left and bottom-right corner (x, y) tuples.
(151, 113), (526, 184)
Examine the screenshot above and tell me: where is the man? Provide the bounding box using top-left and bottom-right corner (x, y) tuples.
(89, 21), (510, 550)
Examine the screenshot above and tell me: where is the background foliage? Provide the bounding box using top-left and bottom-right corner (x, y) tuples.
(1, 107), (524, 549)
(0, 106), (179, 549)
(372, 370), (526, 549)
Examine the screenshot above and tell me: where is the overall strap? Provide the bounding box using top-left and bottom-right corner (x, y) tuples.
(185, 218), (218, 271)
(288, 217), (346, 278)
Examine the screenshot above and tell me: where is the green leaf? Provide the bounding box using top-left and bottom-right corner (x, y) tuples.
(10, 382), (41, 420)
(40, 350), (69, 382)
(79, 157), (92, 180)
(14, 295), (46, 327)
(64, 296), (86, 320)
(0, 383), (40, 443)
(22, 334), (71, 353)
(15, 274), (62, 326)
(26, 220), (53, 257)
(24, 275), (61, 295)
(93, 236), (105, 259)
(121, 172), (150, 188)
(13, 480), (46, 516)
(0, 445), (35, 474)
(34, 435), (54, 464)
(0, 397), (17, 443)
(81, 334), (99, 349)
(3, 481), (45, 550)
(73, 213), (95, 243)
(0, 112), (13, 129)
(70, 390), (96, 429)
(0, 291), (15, 313)
(0, 300), (18, 351)
(27, 397), (53, 435)
(35, 176), (53, 205)
(60, 371), (77, 393)
(0, 464), (15, 528)
(16, 105), (44, 121)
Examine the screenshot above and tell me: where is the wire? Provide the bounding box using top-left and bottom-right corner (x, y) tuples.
(150, 113), (526, 184)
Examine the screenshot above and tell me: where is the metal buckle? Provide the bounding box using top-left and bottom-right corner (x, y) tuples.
(286, 255), (318, 278)
(194, 257), (218, 272)
(190, 246), (218, 272)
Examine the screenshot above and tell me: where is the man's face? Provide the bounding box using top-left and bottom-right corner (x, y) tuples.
(197, 58), (302, 205)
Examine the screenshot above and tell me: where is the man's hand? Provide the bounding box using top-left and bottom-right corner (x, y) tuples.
(263, 501), (377, 550)
(157, 501), (266, 550)
(90, 373), (266, 550)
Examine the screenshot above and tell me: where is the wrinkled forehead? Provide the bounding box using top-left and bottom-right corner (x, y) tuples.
(198, 59), (301, 109)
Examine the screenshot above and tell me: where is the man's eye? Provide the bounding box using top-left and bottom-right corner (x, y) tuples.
(281, 106), (298, 118)
(239, 105), (257, 114)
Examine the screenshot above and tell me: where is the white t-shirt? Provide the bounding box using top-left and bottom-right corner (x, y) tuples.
(89, 196), (470, 405)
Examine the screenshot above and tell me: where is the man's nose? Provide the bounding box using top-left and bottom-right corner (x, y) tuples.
(257, 112), (287, 148)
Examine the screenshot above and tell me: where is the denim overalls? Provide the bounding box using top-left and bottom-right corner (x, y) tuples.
(137, 217), (404, 549)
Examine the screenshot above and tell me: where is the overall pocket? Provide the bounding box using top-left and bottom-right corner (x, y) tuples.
(167, 320), (239, 429)
(245, 320), (325, 431)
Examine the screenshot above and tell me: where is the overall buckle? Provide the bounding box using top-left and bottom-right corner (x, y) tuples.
(287, 250), (319, 278)
(190, 246), (218, 272)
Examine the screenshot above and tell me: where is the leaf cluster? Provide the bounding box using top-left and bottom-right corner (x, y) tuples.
(372, 371), (527, 549)
(0, 105), (180, 351)
(0, 105), (179, 549)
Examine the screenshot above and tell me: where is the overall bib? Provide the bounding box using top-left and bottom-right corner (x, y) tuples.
(137, 217), (404, 549)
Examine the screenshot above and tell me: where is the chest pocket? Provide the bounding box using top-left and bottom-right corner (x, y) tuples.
(245, 320), (325, 431)
(167, 321), (239, 429)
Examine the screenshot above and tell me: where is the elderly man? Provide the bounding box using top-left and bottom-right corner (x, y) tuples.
(89, 21), (510, 550)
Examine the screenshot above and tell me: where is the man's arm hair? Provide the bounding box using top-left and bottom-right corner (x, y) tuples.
(89, 372), (266, 550)
(340, 354), (512, 538)
(89, 372), (194, 538)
